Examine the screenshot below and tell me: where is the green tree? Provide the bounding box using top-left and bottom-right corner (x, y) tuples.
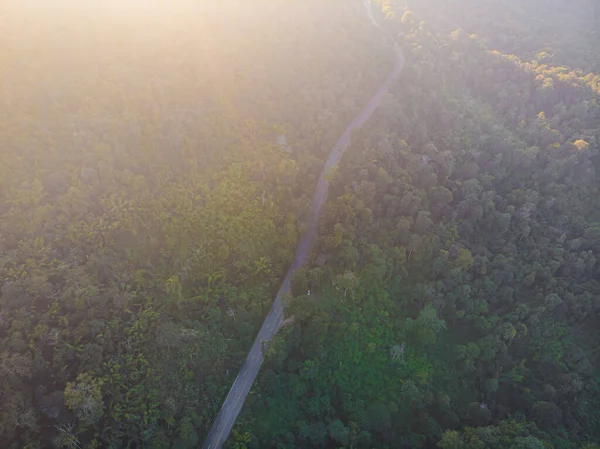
(64, 373), (105, 425)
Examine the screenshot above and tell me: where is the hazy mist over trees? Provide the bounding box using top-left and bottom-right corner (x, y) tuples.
(1, 0), (599, 448)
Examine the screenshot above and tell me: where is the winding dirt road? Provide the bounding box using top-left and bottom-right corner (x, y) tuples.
(202, 2), (404, 448)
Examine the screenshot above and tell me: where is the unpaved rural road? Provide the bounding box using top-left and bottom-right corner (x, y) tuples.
(202, 3), (405, 448)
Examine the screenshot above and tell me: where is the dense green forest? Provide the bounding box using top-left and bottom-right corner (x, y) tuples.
(1, 0), (599, 448)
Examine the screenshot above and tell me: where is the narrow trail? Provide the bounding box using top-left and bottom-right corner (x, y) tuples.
(202, 2), (404, 448)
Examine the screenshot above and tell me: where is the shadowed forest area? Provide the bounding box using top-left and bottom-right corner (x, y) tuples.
(0, 0), (599, 448)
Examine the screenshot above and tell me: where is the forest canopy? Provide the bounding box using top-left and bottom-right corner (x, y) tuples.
(1, 0), (599, 448)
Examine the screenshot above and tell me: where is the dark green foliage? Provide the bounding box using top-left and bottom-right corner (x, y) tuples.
(2, 0), (600, 448)
(236, 1), (600, 448)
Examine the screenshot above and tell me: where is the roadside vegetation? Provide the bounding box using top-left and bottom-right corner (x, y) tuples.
(1, 0), (599, 448)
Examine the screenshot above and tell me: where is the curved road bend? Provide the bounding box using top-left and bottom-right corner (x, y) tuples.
(202, 3), (405, 448)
